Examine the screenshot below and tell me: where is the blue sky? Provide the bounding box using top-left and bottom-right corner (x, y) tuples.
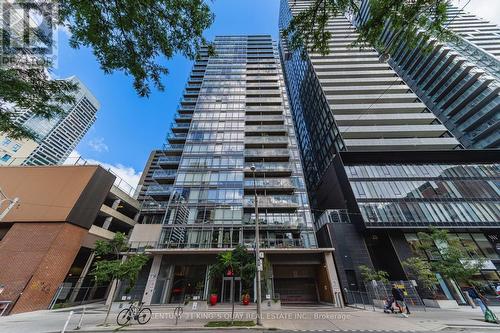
(56, 0), (281, 187)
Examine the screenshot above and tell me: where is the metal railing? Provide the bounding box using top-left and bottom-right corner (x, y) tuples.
(344, 289), (375, 311)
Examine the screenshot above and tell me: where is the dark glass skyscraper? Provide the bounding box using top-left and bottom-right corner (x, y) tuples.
(279, 0), (500, 304)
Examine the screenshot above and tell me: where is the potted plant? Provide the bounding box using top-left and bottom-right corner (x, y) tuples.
(209, 288), (218, 306)
(242, 291), (250, 305)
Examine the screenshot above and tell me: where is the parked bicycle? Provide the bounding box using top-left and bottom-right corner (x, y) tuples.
(117, 301), (152, 326)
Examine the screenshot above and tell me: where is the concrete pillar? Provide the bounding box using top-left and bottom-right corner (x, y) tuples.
(68, 251), (95, 303)
(142, 255), (163, 305)
(324, 251), (344, 308)
(102, 216), (113, 230)
(111, 199), (121, 210)
(133, 212), (140, 222)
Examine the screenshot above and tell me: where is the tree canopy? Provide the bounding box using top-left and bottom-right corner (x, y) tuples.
(283, 0), (452, 57)
(57, 0), (214, 97)
(416, 228), (485, 284)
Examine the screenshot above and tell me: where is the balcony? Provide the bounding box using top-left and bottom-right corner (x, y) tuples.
(172, 123), (190, 132)
(244, 136), (288, 148)
(244, 178), (294, 193)
(152, 170), (176, 184)
(243, 195), (298, 209)
(245, 115), (284, 123)
(245, 125), (287, 134)
(244, 162), (292, 176)
(245, 148), (289, 161)
(146, 185), (174, 199)
(157, 156), (181, 166)
(245, 105), (282, 113)
(175, 114), (192, 123)
(164, 143), (184, 150)
(167, 133), (187, 143)
(178, 106), (195, 114)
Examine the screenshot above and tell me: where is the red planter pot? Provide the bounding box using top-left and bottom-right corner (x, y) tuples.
(209, 294), (218, 305)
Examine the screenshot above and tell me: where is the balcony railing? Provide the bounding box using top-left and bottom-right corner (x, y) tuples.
(245, 115), (284, 122)
(146, 184), (174, 196)
(244, 136), (288, 145)
(245, 125), (287, 133)
(243, 195), (298, 208)
(245, 149), (289, 158)
(157, 156), (181, 165)
(244, 162), (292, 173)
(128, 238), (308, 251)
(153, 170), (177, 178)
(244, 178), (294, 189)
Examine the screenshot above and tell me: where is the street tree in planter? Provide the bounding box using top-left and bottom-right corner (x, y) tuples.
(401, 257), (438, 299)
(209, 245), (255, 325)
(91, 232), (149, 325)
(358, 265), (389, 284)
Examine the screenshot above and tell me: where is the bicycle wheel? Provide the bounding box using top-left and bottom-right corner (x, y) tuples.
(137, 307), (152, 325)
(117, 308), (132, 326)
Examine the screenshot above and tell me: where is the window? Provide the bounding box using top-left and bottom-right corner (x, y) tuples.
(12, 144), (21, 152)
(1, 154), (11, 162)
(1, 138), (11, 146)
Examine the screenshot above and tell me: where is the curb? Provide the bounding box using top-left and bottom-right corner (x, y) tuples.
(60, 326), (275, 333)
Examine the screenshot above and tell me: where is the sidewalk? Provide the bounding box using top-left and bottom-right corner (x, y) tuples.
(1, 302), (499, 332)
(66, 304), (500, 332)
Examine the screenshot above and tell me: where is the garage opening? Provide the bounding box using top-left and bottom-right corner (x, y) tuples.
(273, 265), (318, 304)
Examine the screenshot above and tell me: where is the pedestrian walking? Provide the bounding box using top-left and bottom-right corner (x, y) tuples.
(464, 285), (487, 314)
(391, 284), (409, 318)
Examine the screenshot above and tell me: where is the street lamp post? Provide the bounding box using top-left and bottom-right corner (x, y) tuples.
(250, 164), (262, 325)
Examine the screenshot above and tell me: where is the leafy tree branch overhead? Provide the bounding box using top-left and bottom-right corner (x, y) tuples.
(283, 0), (452, 57)
(57, 0), (215, 97)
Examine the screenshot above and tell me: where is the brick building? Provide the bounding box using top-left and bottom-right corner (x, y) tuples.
(0, 165), (140, 314)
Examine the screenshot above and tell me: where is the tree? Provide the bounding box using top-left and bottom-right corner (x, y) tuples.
(1, 0), (214, 140)
(57, 0), (214, 97)
(417, 228), (485, 285)
(283, 0), (451, 57)
(401, 256), (438, 298)
(0, 67), (77, 140)
(209, 245), (256, 325)
(358, 265), (389, 284)
(91, 232), (149, 326)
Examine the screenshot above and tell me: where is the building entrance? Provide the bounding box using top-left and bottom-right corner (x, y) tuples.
(221, 277), (241, 303)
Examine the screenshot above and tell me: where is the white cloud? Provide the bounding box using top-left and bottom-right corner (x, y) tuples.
(64, 150), (142, 194)
(88, 137), (109, 153)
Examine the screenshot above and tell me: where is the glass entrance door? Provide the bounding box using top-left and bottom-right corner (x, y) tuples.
(221, 277), (241, 303)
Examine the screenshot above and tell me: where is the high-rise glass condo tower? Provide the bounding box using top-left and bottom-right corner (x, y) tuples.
(279, 0), (460, 188)
(279, 0), (500, 304)
(0, 76), (99, 166)
(358, 2), (500, 149)
(133, 35), (343, 306)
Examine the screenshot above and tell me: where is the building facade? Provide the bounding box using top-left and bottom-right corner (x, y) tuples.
(0, 76), (99, 166)
(0, 165), (140, 314)
(357, 2), (500, 148)
(279, 0), (500, 305)
(315, 150), (500, 304)
(279, 0), (460, 188)
(131, 35), (342, 306)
